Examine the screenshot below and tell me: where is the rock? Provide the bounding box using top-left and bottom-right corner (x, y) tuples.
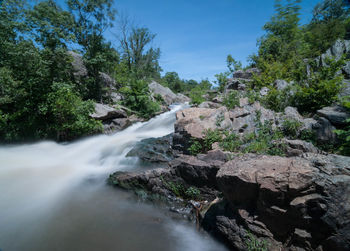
(198, 101), (222, 109)
(212, 95), (224, 104)
(274, 79), (289, 90)
(68, 51), (88, 79)
(171, 154), (224, 189)
(99, 72), (117, 89)
(110, 92), (123, 103)
(317, 105), (350, 127)
(149, 81), (190, 105)
(126, 134), (174, 163)
(172, 107), (232, 153)
(233, 68), (260, 79)
(341, 79), (350, 97)
(282, 106), (317, 131)
(229, 102), (277, 135)
(260, 87), (269, 96)
(282, 139), (319, 157)
(90, 103), (127, 121)
(215, 154), (350, 250)
(225, 79), (246, 92)
(313, 117), (337, 144)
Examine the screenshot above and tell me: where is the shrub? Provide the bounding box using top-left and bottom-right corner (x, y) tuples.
(189, 86), (205, 105)
(120, 79), (160, 118)
(188, 140), (203, 156)
(220, 132), (241, 152)
(282, 118), (302, 139)
(223, 90), (240, 109)
(245, 231), (268, 251)
(334, 96), (350, 156)
(185, 187), (201, 200)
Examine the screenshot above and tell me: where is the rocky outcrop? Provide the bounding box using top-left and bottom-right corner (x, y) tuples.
(68, 51), (87, 79)
(233, 68), (260, 79)
(205, 154), (350, 251)
(172, 102), (279, 153)
(149, 81), (190, 105)
(317, 105), (350, 127)
(198, 101), (223, 109)
(90, 103), (127, 121)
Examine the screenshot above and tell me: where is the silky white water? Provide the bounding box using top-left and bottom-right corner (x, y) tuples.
(0, 104), (227, 251)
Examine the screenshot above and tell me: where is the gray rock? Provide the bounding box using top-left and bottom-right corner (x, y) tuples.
(317, 105), (350, 127)
(225, 79), (246, 92)
(126, 134), (174, 163)
(313, 117), (338, 144)
(274, 79), (289, 90)
(260, 87), (269, 96)
(233, 68), (260, 79)
(282, 139), (319, 157)
(198, 101), (222, 109)
(149, 81), (190, 105)
(110, 92), (123, 103)
(99, 72), (117, 89)
(215, 154), (350, 250)
(68, 51), (87, 78)
(90, 103), (127, 121)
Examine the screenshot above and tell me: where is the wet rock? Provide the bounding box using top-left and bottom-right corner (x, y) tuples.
(127, 134), (174, 163)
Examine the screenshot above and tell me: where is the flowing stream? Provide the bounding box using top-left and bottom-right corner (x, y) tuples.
(0, 104), (227, 251)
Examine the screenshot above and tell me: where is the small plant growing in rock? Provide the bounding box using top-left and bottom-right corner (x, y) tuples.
(215, 114), (225, 127)
(185, 187), (201, 200)
(188, 140), (203, 155)
(282, 118), (302, 139)
(199, 115), (206, 120)
(245, 232), (268, 251)
(203, 128), (223, 151)
(220, 131), (241, 152)
(223, 90), (240, 109)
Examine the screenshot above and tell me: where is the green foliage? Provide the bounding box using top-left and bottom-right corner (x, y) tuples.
(334, 96), (350, 155)
(189, 86), (205, 105)
(262, 87), (292, 112)
(282, 118), (302, 139)
(227, 54), (242, 73)
(161, 177), (201, 200)
(188, 140), (203, 156)
(220, 132), (241, 152)
(188, 129), (223, 155)
(47, 83), (102, 141)
(120, 79), (160, 118)
(245, 232), (268, 251)
(292, 57), (344, 113)
(223, 90), (240, 109)
(184, 186), (201, 200)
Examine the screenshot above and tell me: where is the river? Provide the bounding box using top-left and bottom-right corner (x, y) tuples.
(0, 104), (227, 251)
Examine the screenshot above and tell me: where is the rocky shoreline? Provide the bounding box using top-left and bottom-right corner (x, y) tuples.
(108, 98), (350, 250)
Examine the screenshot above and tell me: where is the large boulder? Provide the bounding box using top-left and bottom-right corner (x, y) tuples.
(68, 51), (88, 78)
(233, 68), (260, 79)
(317, 105), (350, 127)
(172, 107), (232, 153)
(213, 154), (350, 250)
(149, 81), (190, 105)
(90, 103), (127, 121)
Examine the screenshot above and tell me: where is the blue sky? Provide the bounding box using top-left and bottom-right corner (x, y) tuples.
(109, 0), (321, 81)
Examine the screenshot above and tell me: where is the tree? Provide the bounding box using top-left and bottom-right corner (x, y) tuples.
(67, 0), (117, 101)
(118, 16), (161, 80)
(162, 72), (184, 93)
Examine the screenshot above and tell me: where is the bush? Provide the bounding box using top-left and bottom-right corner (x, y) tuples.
(188, 129), (222, 155)
(120, 79), (160, 118)
(223, 90), (240, 109)
(282, 118), (302, 139)
(335, 96), (350, 156)
(189, 86), (205, 105)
